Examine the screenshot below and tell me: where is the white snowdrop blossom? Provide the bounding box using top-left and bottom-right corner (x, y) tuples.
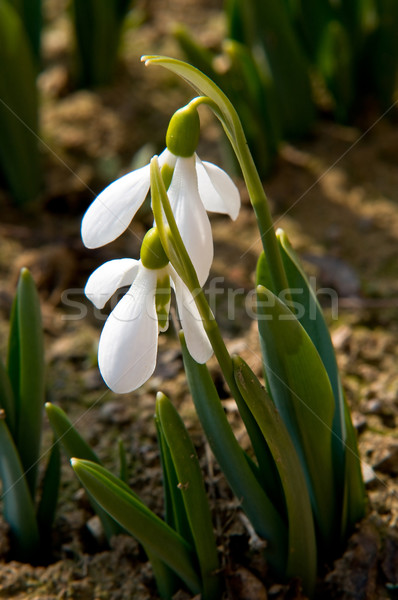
(81, 104), (240, 287)
(84, 229), (213, 393)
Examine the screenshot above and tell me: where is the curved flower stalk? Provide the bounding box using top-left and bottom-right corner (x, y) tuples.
(85, 228), (212, 393)
(81, 100), (240, 287)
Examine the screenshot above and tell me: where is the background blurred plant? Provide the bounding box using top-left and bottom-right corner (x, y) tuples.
(71, 0), (134, 88)
(175, 0), (315, 178)
(0, 268), (60, 562)
(0, 1), (41, 205)
(284, 0), (398, 122)
(176, 0), (398, 177)
(5, 0), (42, 65)
(46, 393), (221, 600)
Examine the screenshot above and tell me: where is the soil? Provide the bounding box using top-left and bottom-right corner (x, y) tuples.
(1, 0), (398, 598)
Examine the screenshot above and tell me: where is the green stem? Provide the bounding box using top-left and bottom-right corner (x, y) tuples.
(196, 96), (289, 296)
(151, 158), (274, 467)
(237, 142), (290, 296)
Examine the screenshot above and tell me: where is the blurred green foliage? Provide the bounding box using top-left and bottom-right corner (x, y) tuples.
(71, 0), (133, 87)
(0, 1), (41, 205)
(176, 0), (398, 177)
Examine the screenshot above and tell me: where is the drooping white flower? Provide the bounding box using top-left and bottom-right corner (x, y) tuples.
(81, 103), (240, 287)
(85, 229), (213, 393)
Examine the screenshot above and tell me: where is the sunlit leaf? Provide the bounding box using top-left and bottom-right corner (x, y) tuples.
(256, 285), (336, 552)
(233, 356), (316, 595)
(156, 392), (222, 599)
(72, 459), (201, 594)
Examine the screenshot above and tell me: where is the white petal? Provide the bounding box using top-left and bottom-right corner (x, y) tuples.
(81, 164), (151, 248)
(85, 259), (140, 309)
(195, 155), (240, 220)
(98, 266), (158, 393)
(159, 148), (177, 169)
(168, 156), (213, 286)
(171, 269), (213, 364)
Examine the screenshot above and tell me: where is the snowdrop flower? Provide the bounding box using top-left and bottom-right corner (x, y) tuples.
(81, 100), (240, 286)
(85, 228), (213, 393)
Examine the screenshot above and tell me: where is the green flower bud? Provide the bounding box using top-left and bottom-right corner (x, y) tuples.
(166, 103), (200, 157)
(140, 227), (169, 270)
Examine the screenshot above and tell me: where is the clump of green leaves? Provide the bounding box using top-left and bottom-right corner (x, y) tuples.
(0, 268), (59, 562)
(46, 393), (221, 600)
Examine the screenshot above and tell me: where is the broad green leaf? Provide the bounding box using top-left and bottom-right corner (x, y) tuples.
(0, 416), (39, 561)
(156, 393), (222, 600)
(72, 459), (201, 595)
(7, 268), (44, 497)
(233, 356), (316, 595)
(180, 332), (288, 575)
(256, 285), (336, 551)
(0, 2), (41, 204)
(155, 413), (192, 543)
(257, 233), (346, 475)
(257, 232), (365, 543)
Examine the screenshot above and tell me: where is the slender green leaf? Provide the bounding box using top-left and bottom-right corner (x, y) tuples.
(256, 285), (336, 551)
(0, 416), (39, 561)
(45, 402), (123, 540)
(233, 356), (316, 595)
(155, 414), (192, 543)
(180, 332), (288, 575)
(36, 438), (60, 542)
(156, 392), (222, 600)
(72, 459), (201, 594)
(7, 269), (44, 497)
(46, 403), (177, 597)
(45, 402), (100, 464)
